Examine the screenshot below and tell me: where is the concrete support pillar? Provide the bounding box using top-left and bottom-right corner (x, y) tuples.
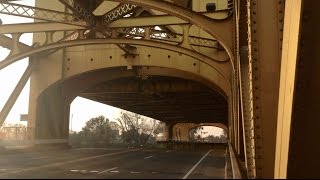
(34, 83), (69, 140)
(165, 122), (174, 141)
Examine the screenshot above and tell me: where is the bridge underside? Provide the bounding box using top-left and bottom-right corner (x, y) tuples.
(80, 76), (228, 124)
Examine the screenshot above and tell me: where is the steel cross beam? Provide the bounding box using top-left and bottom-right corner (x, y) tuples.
(109, 11), (229, 28)
(102, 3), (138, 25)
(0, 2), (87, 26)
(0, 22), (86, 34)
(116, 28), (220, 49)
(108, 0), (234, 69)
(58, 0), (95, 25)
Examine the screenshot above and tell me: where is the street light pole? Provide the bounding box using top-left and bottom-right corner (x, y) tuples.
(70, 114), (73, 133)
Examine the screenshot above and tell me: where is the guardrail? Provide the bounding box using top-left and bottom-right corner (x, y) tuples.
(0, 139), (68, 146)
(228, 141), (242, 179)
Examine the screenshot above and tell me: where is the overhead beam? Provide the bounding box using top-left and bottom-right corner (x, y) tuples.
(58, 0), (95, 25)
(0, 2), (87, 26)
(0, 34), (30, 51)
(0, 22), (86, 34)
(109, 0), (234, 69)
(102, 3), (138, 25)
(109, 11), (228, 28)
(93, 1), (120, 16)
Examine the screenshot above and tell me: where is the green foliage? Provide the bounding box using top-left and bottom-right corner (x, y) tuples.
(69, 112), (164, 148)
(116, 111), (164, 146)
(69, 115), (121, 147)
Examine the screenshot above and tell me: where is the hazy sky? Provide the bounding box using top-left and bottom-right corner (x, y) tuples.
(0, 0), (122, 132)
(0, 0), (224, 136)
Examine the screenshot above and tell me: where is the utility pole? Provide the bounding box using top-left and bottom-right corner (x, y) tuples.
(70, 114), (73, 133)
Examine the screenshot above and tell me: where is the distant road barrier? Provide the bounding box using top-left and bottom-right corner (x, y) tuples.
(0, 139), (68, 146)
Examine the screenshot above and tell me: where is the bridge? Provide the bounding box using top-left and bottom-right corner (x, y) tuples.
(0, 0), (319, 178)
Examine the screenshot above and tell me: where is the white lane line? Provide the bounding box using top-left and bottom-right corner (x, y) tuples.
(144, 155), (153, 159)
(80, 170), (87, 173)
(110, 170), (119, 173)
(0, 169), (6, 171)
(97, 167), (118, 174)
(182, 150), (212, 179)
(90, 170), (99, 173)
(29, 156), (48, 160)
(130, 171), (141, 174)
(0, 149), (139, 176)
(70, 169), (79, 172)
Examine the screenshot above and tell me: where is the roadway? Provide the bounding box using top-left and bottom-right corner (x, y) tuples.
(0, 147), (227, 179)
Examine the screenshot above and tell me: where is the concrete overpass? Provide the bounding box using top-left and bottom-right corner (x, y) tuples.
(0, 0), (319, 178)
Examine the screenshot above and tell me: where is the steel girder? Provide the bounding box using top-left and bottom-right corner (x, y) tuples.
(0, 38), (229, 82)
(0, 2), (87, 26)
(58, 0), (95, 25)
(108, 0), (235, 69)
(102, 3), (138, 25)
(0, 22), (86, 34)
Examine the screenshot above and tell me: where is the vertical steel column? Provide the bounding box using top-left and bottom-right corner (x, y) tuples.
(247, 0), (285, 178)
(274, 0), (302, 178)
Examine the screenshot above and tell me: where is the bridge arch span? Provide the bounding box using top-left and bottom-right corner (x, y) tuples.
(31, 63), (230, 140)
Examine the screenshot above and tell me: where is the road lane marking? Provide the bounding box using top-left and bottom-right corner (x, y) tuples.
(144, 156), (153, 159)
(90, 170), (99, 173)
(0, 149), (140, 176)
(182, 150), (212, 179)
(130, 171), (141, 174)
(0, 169), (6, 171)
(110, 170), (119, 173)
(80, 170), (87, 173)
(29, 156), (48, 160)
(70, 170), (79, 172)
(97, 167), (118, 174)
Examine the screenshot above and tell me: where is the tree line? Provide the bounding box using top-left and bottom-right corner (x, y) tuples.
(69, 111), (164, 148)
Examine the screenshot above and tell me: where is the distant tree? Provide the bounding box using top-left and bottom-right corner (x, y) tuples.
(69, 115), (120, 147)
(116, 111), (162, 145)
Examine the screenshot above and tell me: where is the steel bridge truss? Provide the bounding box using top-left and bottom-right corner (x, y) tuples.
(0, 1), (243, 176)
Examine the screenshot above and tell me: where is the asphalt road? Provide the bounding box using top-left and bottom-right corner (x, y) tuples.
(0, 147), (226, 179)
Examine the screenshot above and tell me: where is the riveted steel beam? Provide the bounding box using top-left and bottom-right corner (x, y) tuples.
(0, 38), (229, 83)
(102, 3), (138, 25)
(0, 2), (87, 26)
(108, 0), (235, 69)
(109, 11), (229, 28)
(58, 0), (95, 25)
(0, 34), (30, 51)
(0, 22), (86, 34)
